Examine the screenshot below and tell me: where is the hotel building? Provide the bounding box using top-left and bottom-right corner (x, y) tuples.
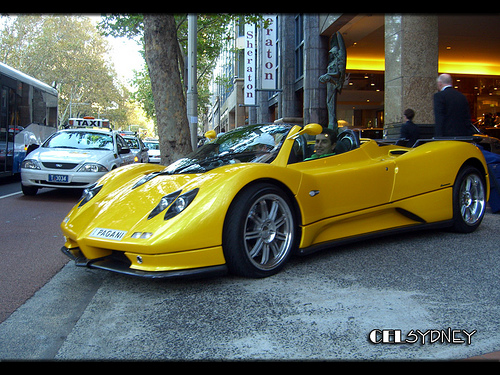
(206, 14), (500, 139)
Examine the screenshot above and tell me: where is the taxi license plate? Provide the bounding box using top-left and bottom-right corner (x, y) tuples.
(89, 228), (127, 241)
(48, 174), (69, 183)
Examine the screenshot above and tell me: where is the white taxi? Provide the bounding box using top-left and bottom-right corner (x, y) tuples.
(21, 122), (135, 195)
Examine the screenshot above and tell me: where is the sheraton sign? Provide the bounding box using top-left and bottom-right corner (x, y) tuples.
(244, 23), (256, 105)
(261, 15), (277, 91)
(244, 15), (277, 105)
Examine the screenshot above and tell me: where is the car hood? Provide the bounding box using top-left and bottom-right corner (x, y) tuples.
(69, 164), (235, 228)
(32, 147), (112, 164)
(62, 162), (290, 254)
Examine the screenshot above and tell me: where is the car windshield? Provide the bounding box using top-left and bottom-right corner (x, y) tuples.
(125, 138), (139, 149)
(164, 124), (292, 174)
(144, 142), (159, 150)
(43, 131), (114, 151)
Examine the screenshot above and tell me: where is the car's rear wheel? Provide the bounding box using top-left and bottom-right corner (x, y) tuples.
(452, 165), (486, 233)
(223, 183), (297, 278)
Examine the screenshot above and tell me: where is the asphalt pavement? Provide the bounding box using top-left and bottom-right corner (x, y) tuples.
(0, 184), (76, 323)
(0, 203), (499, 360)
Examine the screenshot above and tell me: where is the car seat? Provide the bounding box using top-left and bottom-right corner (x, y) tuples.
(335, 129), (360, 154)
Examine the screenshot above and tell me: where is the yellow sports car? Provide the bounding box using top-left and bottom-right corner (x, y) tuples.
(60, 123), (489, 279)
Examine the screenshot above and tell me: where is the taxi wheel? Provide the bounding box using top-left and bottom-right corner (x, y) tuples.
(21, 184), (38, 196)
(223, 183), (297, 278)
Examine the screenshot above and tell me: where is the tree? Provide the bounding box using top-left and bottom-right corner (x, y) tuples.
(100, 14), (268, 164)
(100, 14), (254, 164)
(143, 15), (192, 164)
(0, 15), (131, 128)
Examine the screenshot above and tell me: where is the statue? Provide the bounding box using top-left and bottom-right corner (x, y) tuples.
(319, 31), (346, 131)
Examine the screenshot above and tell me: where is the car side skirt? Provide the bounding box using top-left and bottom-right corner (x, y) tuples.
(296, 219), (454, 257)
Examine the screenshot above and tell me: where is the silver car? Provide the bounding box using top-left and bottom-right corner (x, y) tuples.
(123, 135), (149, 163)
(21, 128), (135, 195)
(143, 140), (161, 164)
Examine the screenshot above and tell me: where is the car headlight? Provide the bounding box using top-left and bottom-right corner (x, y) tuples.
(77, 163), (108, 173)
(148, 188), (199, 220)
(164, 188), (199, 220)
(78, 183), (103, 207)
(21, 159), (41, 170)
(148, 190), (182, 219)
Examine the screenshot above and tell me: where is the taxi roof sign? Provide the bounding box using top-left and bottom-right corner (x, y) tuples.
(69, 117), (110, 128)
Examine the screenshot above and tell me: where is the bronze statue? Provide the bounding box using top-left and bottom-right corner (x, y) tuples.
(319, 31), (346, 131)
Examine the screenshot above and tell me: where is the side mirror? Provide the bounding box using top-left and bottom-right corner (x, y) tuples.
(26, 144), (39, 155)
(204, 130), (217, 140)
(302, 123), (323, 136)
(288, 123), (323, 140)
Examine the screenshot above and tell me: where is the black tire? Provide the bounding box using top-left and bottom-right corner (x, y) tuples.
(223, 183), (297, 278)
(451, 165), (486, 233)
(21, 184), (38, 196)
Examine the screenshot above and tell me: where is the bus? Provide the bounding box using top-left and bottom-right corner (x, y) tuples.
(0, 62), (58, 178)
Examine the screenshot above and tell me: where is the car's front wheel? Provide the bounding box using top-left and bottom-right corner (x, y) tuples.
(21, 184), (38, 196)
(223, 183), (297, 278)
(452, 165), (486, 233)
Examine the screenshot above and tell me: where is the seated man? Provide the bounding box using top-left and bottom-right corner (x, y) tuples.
(305, 127), (337, 160)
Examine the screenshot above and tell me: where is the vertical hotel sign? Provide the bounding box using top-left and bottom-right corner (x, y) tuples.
(261, 15), (277, 90)
(244, 23), (256, 105)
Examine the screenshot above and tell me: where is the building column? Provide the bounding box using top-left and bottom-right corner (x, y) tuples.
(303, 14), (328, 126)
(278, 15), (301, 123)
(384, 14), (438, 137)
(234, 78), (246, 127)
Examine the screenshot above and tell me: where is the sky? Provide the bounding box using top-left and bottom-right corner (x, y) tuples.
(88, 15), (144, 91)
(106, 35), (144, 90)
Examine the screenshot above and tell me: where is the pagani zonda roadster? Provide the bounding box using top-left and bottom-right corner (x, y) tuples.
(61, 123), (489, 278)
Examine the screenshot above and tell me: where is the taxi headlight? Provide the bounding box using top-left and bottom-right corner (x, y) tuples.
(77, 163), (108, 173)
(21, 159), (41, 170)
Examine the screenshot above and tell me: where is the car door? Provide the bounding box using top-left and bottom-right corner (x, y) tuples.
(287, 139), (396, 226)
(115, 134), (135, 166)
(138, 138), (149, 162)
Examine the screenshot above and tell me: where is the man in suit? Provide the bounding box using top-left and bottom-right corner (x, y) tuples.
(433, 74), (474, 137)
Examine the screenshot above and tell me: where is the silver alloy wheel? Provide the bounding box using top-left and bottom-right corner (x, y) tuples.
(459, 173), (486, 226)
(243, 193), (294, 271)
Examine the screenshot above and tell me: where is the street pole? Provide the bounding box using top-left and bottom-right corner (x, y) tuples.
(187, 14), (198, 151)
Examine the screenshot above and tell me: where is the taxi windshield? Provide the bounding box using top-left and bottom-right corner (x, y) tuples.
(43, 131), (114, 151)
(164, 124), (292, 174)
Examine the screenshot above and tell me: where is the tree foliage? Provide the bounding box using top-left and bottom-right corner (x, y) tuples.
(0, 15), (132, 127)
(99, 14), (235, 123)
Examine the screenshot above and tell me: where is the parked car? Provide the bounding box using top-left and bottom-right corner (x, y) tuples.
(122, 135), (149, 163)
(143, 139), (161, 164)
(21, 128), (134, 195)
(61, 123), (488, 279)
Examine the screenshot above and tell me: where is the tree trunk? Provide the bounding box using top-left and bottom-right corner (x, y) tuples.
(143, 15), (192, 165)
